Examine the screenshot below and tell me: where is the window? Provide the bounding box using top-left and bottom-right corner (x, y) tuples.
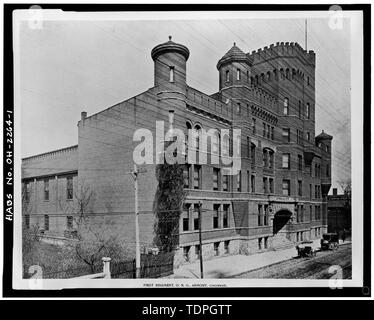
(214, 242), (220, 256)
(282, 128), (290, 143)
(267, 71), (271, 81)
(263, 122), (266, 137)
(67, 216), (73, 229)
(269, 178), (274, 194)
(24, 182), (31, 202)
(169, 66), (175, 82)
(271, 127), (274, 140)
(258, 238), (263, 250)
(307, 76), (310, 85)
(306, 103), (310, 119)
(263, 149), (268, 167)
(282, 154), (290, 169)
(298, 101), (302, 118)
(213, 168), (220, 191)
(310, 205), (313, 221)
(225, 70), (230, 82)
(44, 215), (49, 231)
(246, 137), (250, 158)
(25, 215), (30, 229)
(252, 118), (256, 134)
(263, 177), (268, 194)
(183, 165), (190, 188)
(237, 171), (241, 192)
(193, 165), (201, 189)
(264, 205), (269, 225)
(298, 155), (303, 171)
(267, 124), (270, 139)
(326, 165), (330, 177)
(236, 103), (241, 114)
(264, 237), (268, 249)
(297, 129), (303, 144)
(282, 180), (290, 196)
(44, 179), (49, 201)
(236, 68), (241, 80)
(223, 204), (229, 228)
(307, 132), (310, 141)
(258, 205), (263, 226)
(251, 175), (256, 193)
(67, 177), (73, 200)
(298, 180), (302, 196)
(213, 204), (220, 229)
(315, 185), (318, 198)
(182, 204), (190, 231)
(183, 246), (190, 261)
(222, 174), (229, 192)
(283, 98), (289, 115)
(251, 144), (256, 166)
(193, 204), (200, 230)
(310, 184), (312, 199)
(224, 240), (230, 254)
(296, 232), (300, 242)
(269, 151), (274, 169)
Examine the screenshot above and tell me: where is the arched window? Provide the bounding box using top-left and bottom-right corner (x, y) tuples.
(169, 66), (175, 82)
(237, 69), (241, 81)
(286, 68), (290, 79)
(280, 68), (284, 80)
(225, 70), (230, 82)
(306, 103), (310, 119)
(273, 69), (277, 80)
(267, 71), (271, 81)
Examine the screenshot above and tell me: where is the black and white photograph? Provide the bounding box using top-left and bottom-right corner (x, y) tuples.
(3, 4), (369, 297)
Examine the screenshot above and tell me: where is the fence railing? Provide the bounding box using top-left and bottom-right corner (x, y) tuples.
(71, 257), (111, 279)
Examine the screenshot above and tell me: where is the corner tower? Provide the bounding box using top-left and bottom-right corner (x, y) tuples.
(217, 43), (253, 91)
(151, 36), (190, 91)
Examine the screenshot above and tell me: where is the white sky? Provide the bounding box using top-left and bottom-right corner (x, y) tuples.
(16, 12), (352, 191)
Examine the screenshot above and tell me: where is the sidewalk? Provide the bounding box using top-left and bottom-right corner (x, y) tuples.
(171, 239), (351, 279)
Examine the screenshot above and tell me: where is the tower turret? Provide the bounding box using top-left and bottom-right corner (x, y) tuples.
(151, 36), (190, 91)
(217, 43), (253, 90)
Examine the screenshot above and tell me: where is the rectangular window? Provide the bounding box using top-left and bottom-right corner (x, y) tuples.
(223, 204), (229, 228)
(271, 127), (274, 140)
(44, 215), (49, 231)
(282, 154), (290, 169)
(224, 240), (230, 254)
(237, 68), (241, 80)
(24, 182), (31, 202)
(183, 203), (190, 231)
(298, 155), (303, 171)
(306, 103), (310, 119)
(315, 185), (318, 198)
(269, 178), (274, 194)
(282, 180), (290, 196)
(67, 216), (73, 229)
(247, 137), (250, 158)
(237, 171), (241, 192)
(169, 66), (175, 82)
(214, 242), (220, 256)
(213, 168), (220, 191)
(267, 124), (270, 139)
(269, 152), (274, 169)
(264, 237), (268, 249)
(193, 165), (201, 189)
(222, 174), (229, 192)
(225, 70), (230, 82)
(307, 132), (310, 141)
(282, 128), (290, 143)
(297, 129), (303, 144)
(213, 204), (220, 229)
(252, 118), (256, 134)
(236, 103), (241, 114)
(264, 205), (269, 226)
(251, 175), (255, 193)
(258, 204), (263, 226)
(251, 144), (256, 166)
(283, 98), (289, 115)
(298, 100), (302, 118)
(310, 184), (312, 199)
(25, 215), (30, 229)
(183, 165), (190, 188)
(66, 177), (73, 200)
(193, 204), (200, 230)
(263, 122), (266, 137)
(44, 179), (49, 201)
(310, 205), (313, 221)
(258, 238), (263, 250)
(263, 177), (268, 194)
(298, 180), (302, 197)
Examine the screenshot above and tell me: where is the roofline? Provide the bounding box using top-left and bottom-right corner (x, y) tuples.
(22, 145), (78, 162)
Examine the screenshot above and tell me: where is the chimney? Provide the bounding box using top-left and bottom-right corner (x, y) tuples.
(333, 188), (337, 196)
(81, 111), (87, 121)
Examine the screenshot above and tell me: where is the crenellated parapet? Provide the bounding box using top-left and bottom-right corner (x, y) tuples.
(247, 42), (315, 66)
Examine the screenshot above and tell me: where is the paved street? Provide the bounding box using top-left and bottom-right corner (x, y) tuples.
(234, 243), (351, 279)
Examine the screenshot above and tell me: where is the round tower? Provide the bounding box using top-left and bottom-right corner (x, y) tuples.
(216, 43), (253, 91)
(151, 36), (190, 91)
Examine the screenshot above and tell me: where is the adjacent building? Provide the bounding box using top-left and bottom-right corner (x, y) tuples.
(327, 188), (351, 234)
(22, 37), (332, 265)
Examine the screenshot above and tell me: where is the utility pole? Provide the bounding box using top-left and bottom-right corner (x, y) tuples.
(129, 163), (147, 278)
(305, 19), (308, 50)
(198, 201), (204, 279)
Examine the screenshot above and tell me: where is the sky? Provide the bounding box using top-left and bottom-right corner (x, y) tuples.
(16, 12), (352, 192)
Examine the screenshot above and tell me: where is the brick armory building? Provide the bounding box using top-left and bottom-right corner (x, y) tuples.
(22, 37), (332, 265)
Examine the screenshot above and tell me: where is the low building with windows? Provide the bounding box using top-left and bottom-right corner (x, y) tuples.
(22, 38), (332, 265)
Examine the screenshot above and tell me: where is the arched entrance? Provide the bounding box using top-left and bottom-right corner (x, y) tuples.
(273, 210), (292, 234)
(272, 209), (293, 249)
